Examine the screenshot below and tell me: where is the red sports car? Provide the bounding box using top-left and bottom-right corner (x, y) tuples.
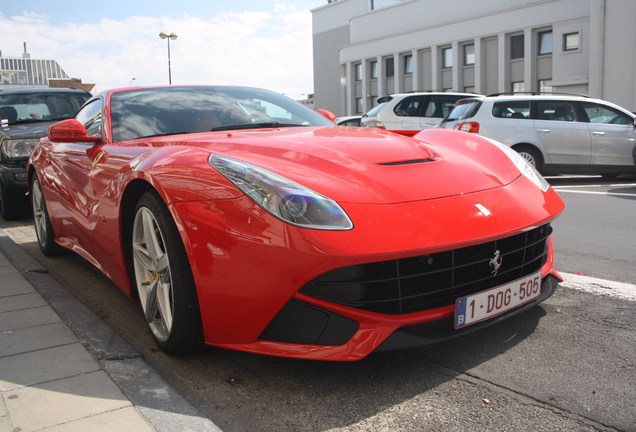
(29, 86), (565, 361)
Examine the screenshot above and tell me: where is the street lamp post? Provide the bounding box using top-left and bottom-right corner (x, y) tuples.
(158, 32), (178, 84)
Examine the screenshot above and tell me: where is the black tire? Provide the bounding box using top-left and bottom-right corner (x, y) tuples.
(514, 145), (544, 174)
(31, 176), (65, 257)
(130, 191), (203, 355)
(0, 182), (27, 221)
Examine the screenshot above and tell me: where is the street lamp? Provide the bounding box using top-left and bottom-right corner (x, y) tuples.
(158, 32), (177, 84)
(129, 77), (136, 86)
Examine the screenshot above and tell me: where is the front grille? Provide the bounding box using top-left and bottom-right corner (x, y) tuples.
(300, 224), (551, 315)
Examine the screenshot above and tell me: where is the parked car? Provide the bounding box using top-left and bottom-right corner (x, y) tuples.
(336, 115), (362, 126)
(361, 91), (476, 136)
(439, 93), (636, 176)
(29, 85), (564, 360)
(0, 87), (91, 219)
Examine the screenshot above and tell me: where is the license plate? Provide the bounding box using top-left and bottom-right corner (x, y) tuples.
(454, 271), (542, 329)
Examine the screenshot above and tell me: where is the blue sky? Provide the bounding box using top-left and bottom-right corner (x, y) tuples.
(1, 0), (327, 97)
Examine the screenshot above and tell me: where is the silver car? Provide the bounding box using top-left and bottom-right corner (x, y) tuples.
(439, 94), (636, 176)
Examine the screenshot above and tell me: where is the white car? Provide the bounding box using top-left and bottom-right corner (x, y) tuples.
(361, 92), (476, 136)
(336, 115), (362, 126)
(439, 94), (636, 176)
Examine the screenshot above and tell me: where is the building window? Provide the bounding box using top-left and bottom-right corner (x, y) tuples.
(563, 32), (580, 51)
(369, 61), (378, 79)
(538, 31), (553, 55)
(356, 97), (363, 114)
(510, 34), (524, 60)
(385, 57), (394, 77)
(463, 44), (475, 66)
(404, 54), (413, 74)
(442, 47), (453, 68)
(512, 81), (525, 93)
(354, 63), (362, 81)
(538, 79), (553, 93)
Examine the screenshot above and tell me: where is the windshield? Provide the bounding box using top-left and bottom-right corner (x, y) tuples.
(0, 92), (89, 125)
(442, 100), (482, 122)
(110, 86), (334, 141)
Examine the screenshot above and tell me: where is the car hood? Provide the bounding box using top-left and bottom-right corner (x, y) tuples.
(161, 127), (523, 204)
(1, 121), (56, 139)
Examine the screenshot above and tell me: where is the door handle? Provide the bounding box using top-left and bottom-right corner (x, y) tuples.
(537, 129), (551, 133)
(592, 131), (605, 136)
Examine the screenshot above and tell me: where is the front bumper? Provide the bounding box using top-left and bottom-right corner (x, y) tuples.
(0, 162), (28, 193)
(375, 273), (559, 351)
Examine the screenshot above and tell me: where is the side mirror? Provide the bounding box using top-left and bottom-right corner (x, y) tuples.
(316, 108), (336, 123)
(48, 119), (101, 144)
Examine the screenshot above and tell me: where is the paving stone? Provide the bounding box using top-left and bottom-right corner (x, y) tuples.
(4, 370), (131, 432)
(0, 322), (77, 357)
(0, 343), (100, 392)
(0, 305), (60, 332)
(0, 273), (34, 297)
(0, 293), (46, 313)
(43, 406), (156, 432)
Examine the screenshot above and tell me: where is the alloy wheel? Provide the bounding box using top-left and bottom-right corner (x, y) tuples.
(31, 180), (48, 246)
(132, 207), (174, 342)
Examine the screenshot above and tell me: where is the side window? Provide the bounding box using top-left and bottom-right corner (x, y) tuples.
(536, 101), (577, 122)
(492, 101), (531, 119)
(394, 96), (424, 117)
(75, 99), (103, 137)
(580, 102), (633, 125)
(426, 96), (466, 118)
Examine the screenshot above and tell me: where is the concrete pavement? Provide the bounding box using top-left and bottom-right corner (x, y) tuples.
(0, 229), (222, 432)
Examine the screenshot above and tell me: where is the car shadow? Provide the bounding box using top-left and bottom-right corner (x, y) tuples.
(187, 300), (545, 431)
(608, 185), (636, 200)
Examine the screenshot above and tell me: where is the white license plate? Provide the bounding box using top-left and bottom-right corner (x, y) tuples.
(454, 271), (542, 329)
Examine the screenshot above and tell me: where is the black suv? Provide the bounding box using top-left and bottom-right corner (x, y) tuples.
(0, 87), (90, 219)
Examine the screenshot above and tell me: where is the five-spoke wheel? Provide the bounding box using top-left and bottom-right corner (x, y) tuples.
(131, 192), (203, 354)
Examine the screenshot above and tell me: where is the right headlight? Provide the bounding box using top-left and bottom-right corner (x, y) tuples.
(487, 138), (550, 192)
(209, 154), (353, 230)
(1, 138), (40, 160)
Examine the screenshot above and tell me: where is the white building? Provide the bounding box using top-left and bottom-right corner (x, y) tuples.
(312, 0), (636, 117)
(0, 44), (70, 86)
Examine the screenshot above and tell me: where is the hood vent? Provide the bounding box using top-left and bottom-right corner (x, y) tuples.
(378, 158), (435, 166)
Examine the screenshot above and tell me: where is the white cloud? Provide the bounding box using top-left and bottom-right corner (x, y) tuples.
(0, 6), (315, 98)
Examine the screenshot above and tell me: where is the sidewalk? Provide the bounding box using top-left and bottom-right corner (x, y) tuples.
(0, 230), (222, 432)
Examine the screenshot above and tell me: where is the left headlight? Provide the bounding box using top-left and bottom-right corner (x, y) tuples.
(487, 138), (550, 192)
(1, 138), (40, 160)
(209, 154), (353, 230)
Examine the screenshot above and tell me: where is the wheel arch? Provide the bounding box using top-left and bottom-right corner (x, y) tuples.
(119, 178), (198, 300)
(511, 143), (546, 174)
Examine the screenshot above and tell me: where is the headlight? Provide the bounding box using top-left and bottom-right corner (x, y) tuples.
(1, 138), (40, 159)
(487, 138), (550, 192)
(209, 154), (353, 230)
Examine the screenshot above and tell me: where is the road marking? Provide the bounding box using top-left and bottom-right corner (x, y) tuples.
(552, 183), (636, 188)
(553, 189), (636, 198)
(560, 272), (636, 302)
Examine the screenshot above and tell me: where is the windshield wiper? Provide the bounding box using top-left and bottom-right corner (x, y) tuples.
(209, 122), (301, 132)
(13, 118), (47, 125)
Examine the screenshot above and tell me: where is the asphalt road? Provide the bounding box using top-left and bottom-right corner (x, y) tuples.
(1, 174), (635, 431)
(548, 175), (636, 284)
